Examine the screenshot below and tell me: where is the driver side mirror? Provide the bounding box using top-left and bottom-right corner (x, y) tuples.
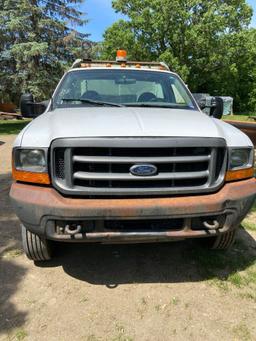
(20, 93), (49, 118)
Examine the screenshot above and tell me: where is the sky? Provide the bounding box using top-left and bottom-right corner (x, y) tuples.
(248, 0), (256, 26)
(81, 0), (126, 41)
(81, 0), (256, 42)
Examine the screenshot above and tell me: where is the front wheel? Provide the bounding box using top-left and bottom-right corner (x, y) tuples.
(21, 224), (52, 261)
(206, 230), (237, 250)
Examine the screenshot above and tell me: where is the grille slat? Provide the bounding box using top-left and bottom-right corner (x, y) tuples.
(73, 170), (209, 181)
(52, 138), (227, 197)
(73, 155), (211, 164)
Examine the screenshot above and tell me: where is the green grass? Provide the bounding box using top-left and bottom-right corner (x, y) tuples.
(0, 119), (31, 135)
(242, 202), (256, 231)
(86, 336), (99, 341)
(250, 202), (256, 213)
(190, 235), (256, 292)
(2, 248), (23, 259)
(171, 296), (180, 305)
(112, 324), (133, 341)
(232, 323), (252, 341)
(223, 115), (251, 122)
(223, 113), (256, 122)
(239, 292), (256, 302)
(243, 221), (256, 232)
(14, 329), (28, 340)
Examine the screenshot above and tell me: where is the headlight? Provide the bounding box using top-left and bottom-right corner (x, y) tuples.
(225, 147), (254, 182)
(14, 149), (47, 173)
(229, 148), (254, 170)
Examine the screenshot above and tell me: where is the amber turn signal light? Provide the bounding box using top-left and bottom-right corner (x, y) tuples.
(12, 168), (51, 185)
(225, 167), (254, 182)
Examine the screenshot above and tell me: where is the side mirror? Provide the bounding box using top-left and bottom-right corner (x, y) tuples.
(20, 93), (48, 118)
(192, 93), (210, 111)
(195, 96), (224, 119)
(210, 97), (224, 119)
(197, 99), (207, 110)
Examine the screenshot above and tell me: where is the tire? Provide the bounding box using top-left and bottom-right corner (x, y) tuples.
(206, 230), (237, 250)
(21, 224), (52, 261)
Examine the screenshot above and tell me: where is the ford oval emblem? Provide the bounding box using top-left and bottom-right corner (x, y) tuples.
(130, 164), (158, 177)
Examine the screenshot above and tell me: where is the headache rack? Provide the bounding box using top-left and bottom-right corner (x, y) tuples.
(71, 59), (170, 71)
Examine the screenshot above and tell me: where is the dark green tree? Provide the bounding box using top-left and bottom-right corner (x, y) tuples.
(102, 0), (254, 111)
(0, 0), (89, 103)
(203, 29), (256, 113)
(101, 20), (150, 61)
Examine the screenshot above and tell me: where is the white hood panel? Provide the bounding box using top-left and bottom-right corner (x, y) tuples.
(17, 107), (253, 148)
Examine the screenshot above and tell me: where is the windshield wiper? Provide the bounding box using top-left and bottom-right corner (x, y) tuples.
(125, 103), (186, 109)
(126, 103), (191, 109)
(62, 98), (124, 107)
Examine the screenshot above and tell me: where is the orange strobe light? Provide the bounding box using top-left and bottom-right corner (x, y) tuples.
(116, 50), (127, 62)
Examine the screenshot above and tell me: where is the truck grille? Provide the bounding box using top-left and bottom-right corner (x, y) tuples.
(51, 138), (227, 197)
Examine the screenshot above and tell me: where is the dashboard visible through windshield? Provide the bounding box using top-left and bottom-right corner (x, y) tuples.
(53, 69), (197, 110)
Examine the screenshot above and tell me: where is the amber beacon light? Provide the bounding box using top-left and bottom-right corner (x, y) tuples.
(116, 50), (127, 62)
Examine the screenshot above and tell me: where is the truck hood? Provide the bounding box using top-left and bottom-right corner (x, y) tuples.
(18, 107), (253, 148)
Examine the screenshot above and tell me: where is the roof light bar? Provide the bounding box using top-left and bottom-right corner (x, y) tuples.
(71, 60), (170, 71)
(71, 51), (170, 71)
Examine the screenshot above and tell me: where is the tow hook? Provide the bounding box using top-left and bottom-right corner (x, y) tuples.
(64, 224), (82, 235)
(203, 220), (220, 230)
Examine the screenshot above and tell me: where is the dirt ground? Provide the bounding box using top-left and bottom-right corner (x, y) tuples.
(0, 135), (256, 341)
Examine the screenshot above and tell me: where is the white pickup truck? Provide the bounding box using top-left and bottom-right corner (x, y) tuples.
(10, 50), (256, 261)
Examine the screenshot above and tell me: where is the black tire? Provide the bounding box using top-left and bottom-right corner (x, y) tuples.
(21, 224), (52, 261)
(206, 230), (236, 250)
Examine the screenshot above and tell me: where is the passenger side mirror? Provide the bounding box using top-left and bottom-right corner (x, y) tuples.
(193, 94), (224, 119)
(209, 97), (224, 119)
(197, 99), (208, 111)
(20, 93), (49, 118)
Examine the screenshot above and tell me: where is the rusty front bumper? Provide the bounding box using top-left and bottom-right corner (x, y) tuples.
(10, 179), (256, 243)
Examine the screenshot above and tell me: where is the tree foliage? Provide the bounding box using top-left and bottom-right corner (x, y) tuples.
(102, 0), (255, 112)
(0, 0), (89, 103)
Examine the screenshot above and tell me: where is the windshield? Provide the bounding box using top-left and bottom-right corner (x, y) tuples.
(53, 69), (196, 110)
